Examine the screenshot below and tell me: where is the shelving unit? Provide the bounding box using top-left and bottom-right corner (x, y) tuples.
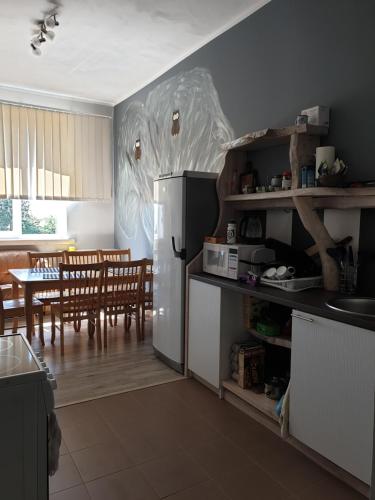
(247, 327), (291, 349)
(222, 379), (279, 423)
(214, 123), (375, 291)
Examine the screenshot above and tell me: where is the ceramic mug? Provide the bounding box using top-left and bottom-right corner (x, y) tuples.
(276, 266), (296, 280)
(263, 267), (277, 279)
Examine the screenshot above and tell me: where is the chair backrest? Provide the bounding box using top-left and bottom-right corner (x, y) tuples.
(58, 263), (103, 317)
(103, 260), (143, 311)
(28, 251), (65, 269)
(98, 249), (131, 262)
(64, 250), (99, 265)
(142, 258), (153, 301)
(0, 288), (4, 334)
(0, 288), (4, 316)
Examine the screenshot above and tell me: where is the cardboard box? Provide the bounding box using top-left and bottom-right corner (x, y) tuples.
(301, 105), (330, 127)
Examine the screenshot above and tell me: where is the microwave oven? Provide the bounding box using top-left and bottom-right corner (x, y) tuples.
(203, 242), (264, 280)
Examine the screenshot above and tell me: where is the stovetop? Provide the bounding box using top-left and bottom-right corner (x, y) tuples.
(0, 335), (41, 378)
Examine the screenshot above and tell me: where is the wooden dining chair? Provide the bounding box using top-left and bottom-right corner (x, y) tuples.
(102, 260), (143, 348)
(98, 249), (132, 262)
(28, 251), (65, 269)
(62, 251), (100, 333)
(98, 249), (132, 327)
(64, 250), (99, 265)
(27, 251), (65, 306)
(51, 263), (103, 356)
(0, 289), (44, 345)
(140, 258), (153, 340)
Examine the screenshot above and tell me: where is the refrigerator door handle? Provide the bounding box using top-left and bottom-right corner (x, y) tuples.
(171, 236), (186, 260)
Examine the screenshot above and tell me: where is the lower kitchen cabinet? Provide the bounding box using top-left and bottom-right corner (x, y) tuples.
(188, 278), (247, 389)
(290, 310), (375, 484)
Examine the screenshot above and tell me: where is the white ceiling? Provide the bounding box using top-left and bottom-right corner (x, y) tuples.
(0, 0), (269, 105)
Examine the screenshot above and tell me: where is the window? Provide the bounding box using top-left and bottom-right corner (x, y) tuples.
(0, 199), (68, 239)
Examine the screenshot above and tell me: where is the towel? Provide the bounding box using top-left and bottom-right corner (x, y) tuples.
(279, 381), (291, 439)
(48, 411), (62, 476)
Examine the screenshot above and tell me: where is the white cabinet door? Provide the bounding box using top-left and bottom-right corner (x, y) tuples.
(188, 280), (221, 388)
(290, 310), (375, 484)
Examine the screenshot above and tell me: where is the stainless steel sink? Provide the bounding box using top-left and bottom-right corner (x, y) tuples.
(326, 297), (375, 318)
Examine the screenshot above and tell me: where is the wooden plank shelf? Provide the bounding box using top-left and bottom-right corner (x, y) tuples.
(247, 328), (291, 349)
(225, 187), (375, 202)
(223, 124), (328, 152)
(216, 122), (375, 290)
(224, 187), (375, 210)
(222, 379), (279, 423)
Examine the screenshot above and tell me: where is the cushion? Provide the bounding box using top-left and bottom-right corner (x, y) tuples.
(0, 251), (30, 285)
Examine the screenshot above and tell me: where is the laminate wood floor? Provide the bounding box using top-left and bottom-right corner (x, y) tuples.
(16, 314), (183, 407)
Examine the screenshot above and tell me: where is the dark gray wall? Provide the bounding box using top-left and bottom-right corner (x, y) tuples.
(116, 0), (375, 180)
(114, 0), (375, 292)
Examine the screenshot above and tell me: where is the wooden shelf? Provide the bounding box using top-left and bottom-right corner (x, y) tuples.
(216, 122), (372, 290)
(223, 124), (328, 152)
(222, 380), (279, 422)
(224, 187), (375, 209)
(248, 328), (291, 349)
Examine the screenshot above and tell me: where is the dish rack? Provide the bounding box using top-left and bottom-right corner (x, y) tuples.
(260, 276), (323, 292)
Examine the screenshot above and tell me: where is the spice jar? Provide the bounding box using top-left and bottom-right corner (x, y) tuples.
(282, 170), (292, 190)
(271, 175), (282, 188)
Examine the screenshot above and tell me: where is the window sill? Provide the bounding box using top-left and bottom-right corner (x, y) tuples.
(0, 237), (75, 247)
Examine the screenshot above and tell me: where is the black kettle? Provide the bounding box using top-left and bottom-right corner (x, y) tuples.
(239, 215), (264, 243)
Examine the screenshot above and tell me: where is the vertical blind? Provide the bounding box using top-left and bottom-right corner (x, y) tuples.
(0, 103), (112, 200)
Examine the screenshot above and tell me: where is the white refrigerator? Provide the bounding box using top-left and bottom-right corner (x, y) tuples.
(153, 171), (218, 373)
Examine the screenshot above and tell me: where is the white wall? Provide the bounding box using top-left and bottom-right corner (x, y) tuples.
(67, 201), (114, 249)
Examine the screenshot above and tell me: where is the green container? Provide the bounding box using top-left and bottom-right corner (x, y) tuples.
(256, 320), (280, 337)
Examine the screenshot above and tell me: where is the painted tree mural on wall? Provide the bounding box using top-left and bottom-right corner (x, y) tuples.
(116, 67), (233, 255)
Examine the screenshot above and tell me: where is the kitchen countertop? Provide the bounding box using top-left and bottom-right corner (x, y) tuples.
(189, 272), (375, 332)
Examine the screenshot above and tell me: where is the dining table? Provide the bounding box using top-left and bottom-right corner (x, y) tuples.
(9, 268), (63, 342)
(9, 266), (142, 343)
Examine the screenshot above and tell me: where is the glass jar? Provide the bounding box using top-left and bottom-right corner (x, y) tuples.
(271, 175), (282, 188)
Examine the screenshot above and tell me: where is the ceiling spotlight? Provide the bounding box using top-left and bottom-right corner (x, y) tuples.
(30, 43), (41, 56)
(45, 14), (59, 29)
(31, 36), (41, 47)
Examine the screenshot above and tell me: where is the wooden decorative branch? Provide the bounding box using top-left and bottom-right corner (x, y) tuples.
(293, 196), (339, 291)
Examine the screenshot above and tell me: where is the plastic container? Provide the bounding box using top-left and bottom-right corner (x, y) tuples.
(226, 221), (236, 244)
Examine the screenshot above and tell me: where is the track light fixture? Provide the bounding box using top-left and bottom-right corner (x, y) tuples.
(30, 12), (60, 56)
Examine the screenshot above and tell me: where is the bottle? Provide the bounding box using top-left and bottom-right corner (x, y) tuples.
(282, 170), (292, 190)
(226, 221), (237, 244)
(306, 165), (316, 188)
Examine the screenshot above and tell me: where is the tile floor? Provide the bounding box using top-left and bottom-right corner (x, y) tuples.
(51, 379), (365, 500)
